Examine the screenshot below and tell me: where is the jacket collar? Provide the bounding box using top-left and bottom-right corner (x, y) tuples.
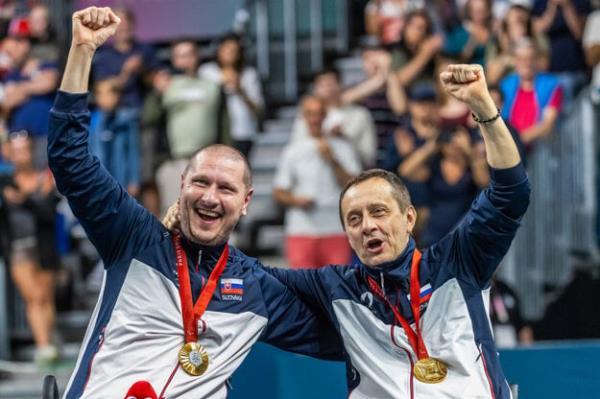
(360, 238), (416, 290)
(180, 234), (227, 271)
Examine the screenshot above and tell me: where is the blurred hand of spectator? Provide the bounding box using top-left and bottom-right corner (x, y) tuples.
(294, 196), (315, 210)
(393, 127), (417, 155)
(421, 34), (444, 56)
(3, 83), (28, 110)
(450, 128), (473, 158)
(317, 137), (334, 163)
(152, 69), (171, 93)
(221, 68), (241, 93)
(127, 183), (140, 197)
(122, 53), (143, 77)
(3, 185), (26, 204)
(535, 0), (586, 40)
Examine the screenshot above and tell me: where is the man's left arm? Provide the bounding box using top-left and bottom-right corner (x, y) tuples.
(435, 65), (531, 286)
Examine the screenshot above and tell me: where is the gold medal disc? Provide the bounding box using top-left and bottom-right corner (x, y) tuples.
(178, 342), (209, 376)
(414, 357), (448, 383)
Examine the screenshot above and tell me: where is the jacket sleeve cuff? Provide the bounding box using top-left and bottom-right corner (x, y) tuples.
(490, 162), (527, 186)
(52, 91), (89, 114)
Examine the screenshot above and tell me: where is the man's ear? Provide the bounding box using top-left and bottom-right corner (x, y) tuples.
(406, 205), (417, 234)
(241, 187), (254, 216)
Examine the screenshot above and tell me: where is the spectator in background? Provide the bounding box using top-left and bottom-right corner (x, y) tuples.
(292, 68), (377, 168)
(1, 30), (58, 167)
(444, 0), (495, 66)
(341, 46), (407, 115)
(91, 7), (159, 193)
(92, 7), (159, 111)
(532, 0), (590, 103)
(487, 2), (550, 85)
(89, 77), (140, 196)
(500, 38), (562, 147)
(1, 131), (59, 365)
(583, 3), (600, 104)
(401, 125), (490, 246)
(273, 96), (360, 268)
(364, 0), (424, 45)
(390, 9), (443, 89)
(342, 46), (407, 166)
(199, 33), (263, 157)
(0, 1), (17, 38)
(490, 276), (534, 347)
(27, 3), (59, 64)
(381, 84), (440, 240)
(157, 39), (229, 215)
(139, 180), (161, 218)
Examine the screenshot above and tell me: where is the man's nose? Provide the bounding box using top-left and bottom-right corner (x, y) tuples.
(361, 215), (377, 235)
(200, 184), (219, 205)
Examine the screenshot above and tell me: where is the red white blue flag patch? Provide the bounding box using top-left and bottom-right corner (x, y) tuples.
(220, 278), (244, 301)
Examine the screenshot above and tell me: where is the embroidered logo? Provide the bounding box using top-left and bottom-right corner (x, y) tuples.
(360, 292), (374, 309)
(220, 278), (243, 301)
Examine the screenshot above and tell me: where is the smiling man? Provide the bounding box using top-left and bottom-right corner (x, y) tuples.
(49, 7), (341, 398)
(266, 63), (530, 398)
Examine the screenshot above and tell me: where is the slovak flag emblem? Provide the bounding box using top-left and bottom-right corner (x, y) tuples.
(220, 278), (244, 300)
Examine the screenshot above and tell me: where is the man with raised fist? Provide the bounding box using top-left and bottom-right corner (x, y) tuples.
(49, 7), (342, 398)
(263, 63), (530, 398)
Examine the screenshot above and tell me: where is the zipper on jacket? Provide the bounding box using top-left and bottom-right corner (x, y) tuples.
(196, 249), (202, 273)
(477, 343), (496, 399)
(390, 324), (415, 399)
(82, 326), (106, 393)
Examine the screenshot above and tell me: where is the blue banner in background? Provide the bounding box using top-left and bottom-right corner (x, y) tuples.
(230, 341), (600, 398)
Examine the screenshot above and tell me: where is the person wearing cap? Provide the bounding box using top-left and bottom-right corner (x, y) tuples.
(1, 26), (58, 167)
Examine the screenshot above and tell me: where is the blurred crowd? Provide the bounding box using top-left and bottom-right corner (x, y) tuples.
(0, 0), (599, 365)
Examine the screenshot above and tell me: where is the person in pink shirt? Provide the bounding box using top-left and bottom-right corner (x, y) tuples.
(500, 37), (562, 147)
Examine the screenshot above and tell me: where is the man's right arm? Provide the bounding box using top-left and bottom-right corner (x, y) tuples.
(49, 7), (165, 266)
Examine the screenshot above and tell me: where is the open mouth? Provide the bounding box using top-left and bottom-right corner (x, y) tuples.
(366, 238), (384, 253)
(195, 208), (222, 223)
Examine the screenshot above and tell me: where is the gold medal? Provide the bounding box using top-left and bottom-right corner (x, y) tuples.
(414, 357), (448, 383)
(178, 342), (209, 376)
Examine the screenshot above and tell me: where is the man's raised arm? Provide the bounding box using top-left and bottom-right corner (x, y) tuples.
(48, 7), (164, 266)
(434, 65), (530, 286)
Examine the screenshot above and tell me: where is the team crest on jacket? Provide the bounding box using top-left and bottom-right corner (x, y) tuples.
(220, 278), (244, 301)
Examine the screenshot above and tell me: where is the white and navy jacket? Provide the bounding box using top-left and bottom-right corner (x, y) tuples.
(48, 92), (343, 398)
(268, 163), (530, 398)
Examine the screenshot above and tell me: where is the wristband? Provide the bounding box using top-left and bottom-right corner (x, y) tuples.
(472, 108), (501, 124)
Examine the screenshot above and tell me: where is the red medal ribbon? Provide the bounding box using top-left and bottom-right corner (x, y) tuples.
(366, 249), (429, 360)
(173, 233), (229, 343)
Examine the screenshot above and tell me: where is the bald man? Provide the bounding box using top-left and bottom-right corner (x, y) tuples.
(273, 95), (361, 268)
(48, 7), (341, 398)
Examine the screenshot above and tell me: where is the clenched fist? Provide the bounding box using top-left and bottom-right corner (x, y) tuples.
(72, 7), (120, 51)
(439, 64), (496, 120)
